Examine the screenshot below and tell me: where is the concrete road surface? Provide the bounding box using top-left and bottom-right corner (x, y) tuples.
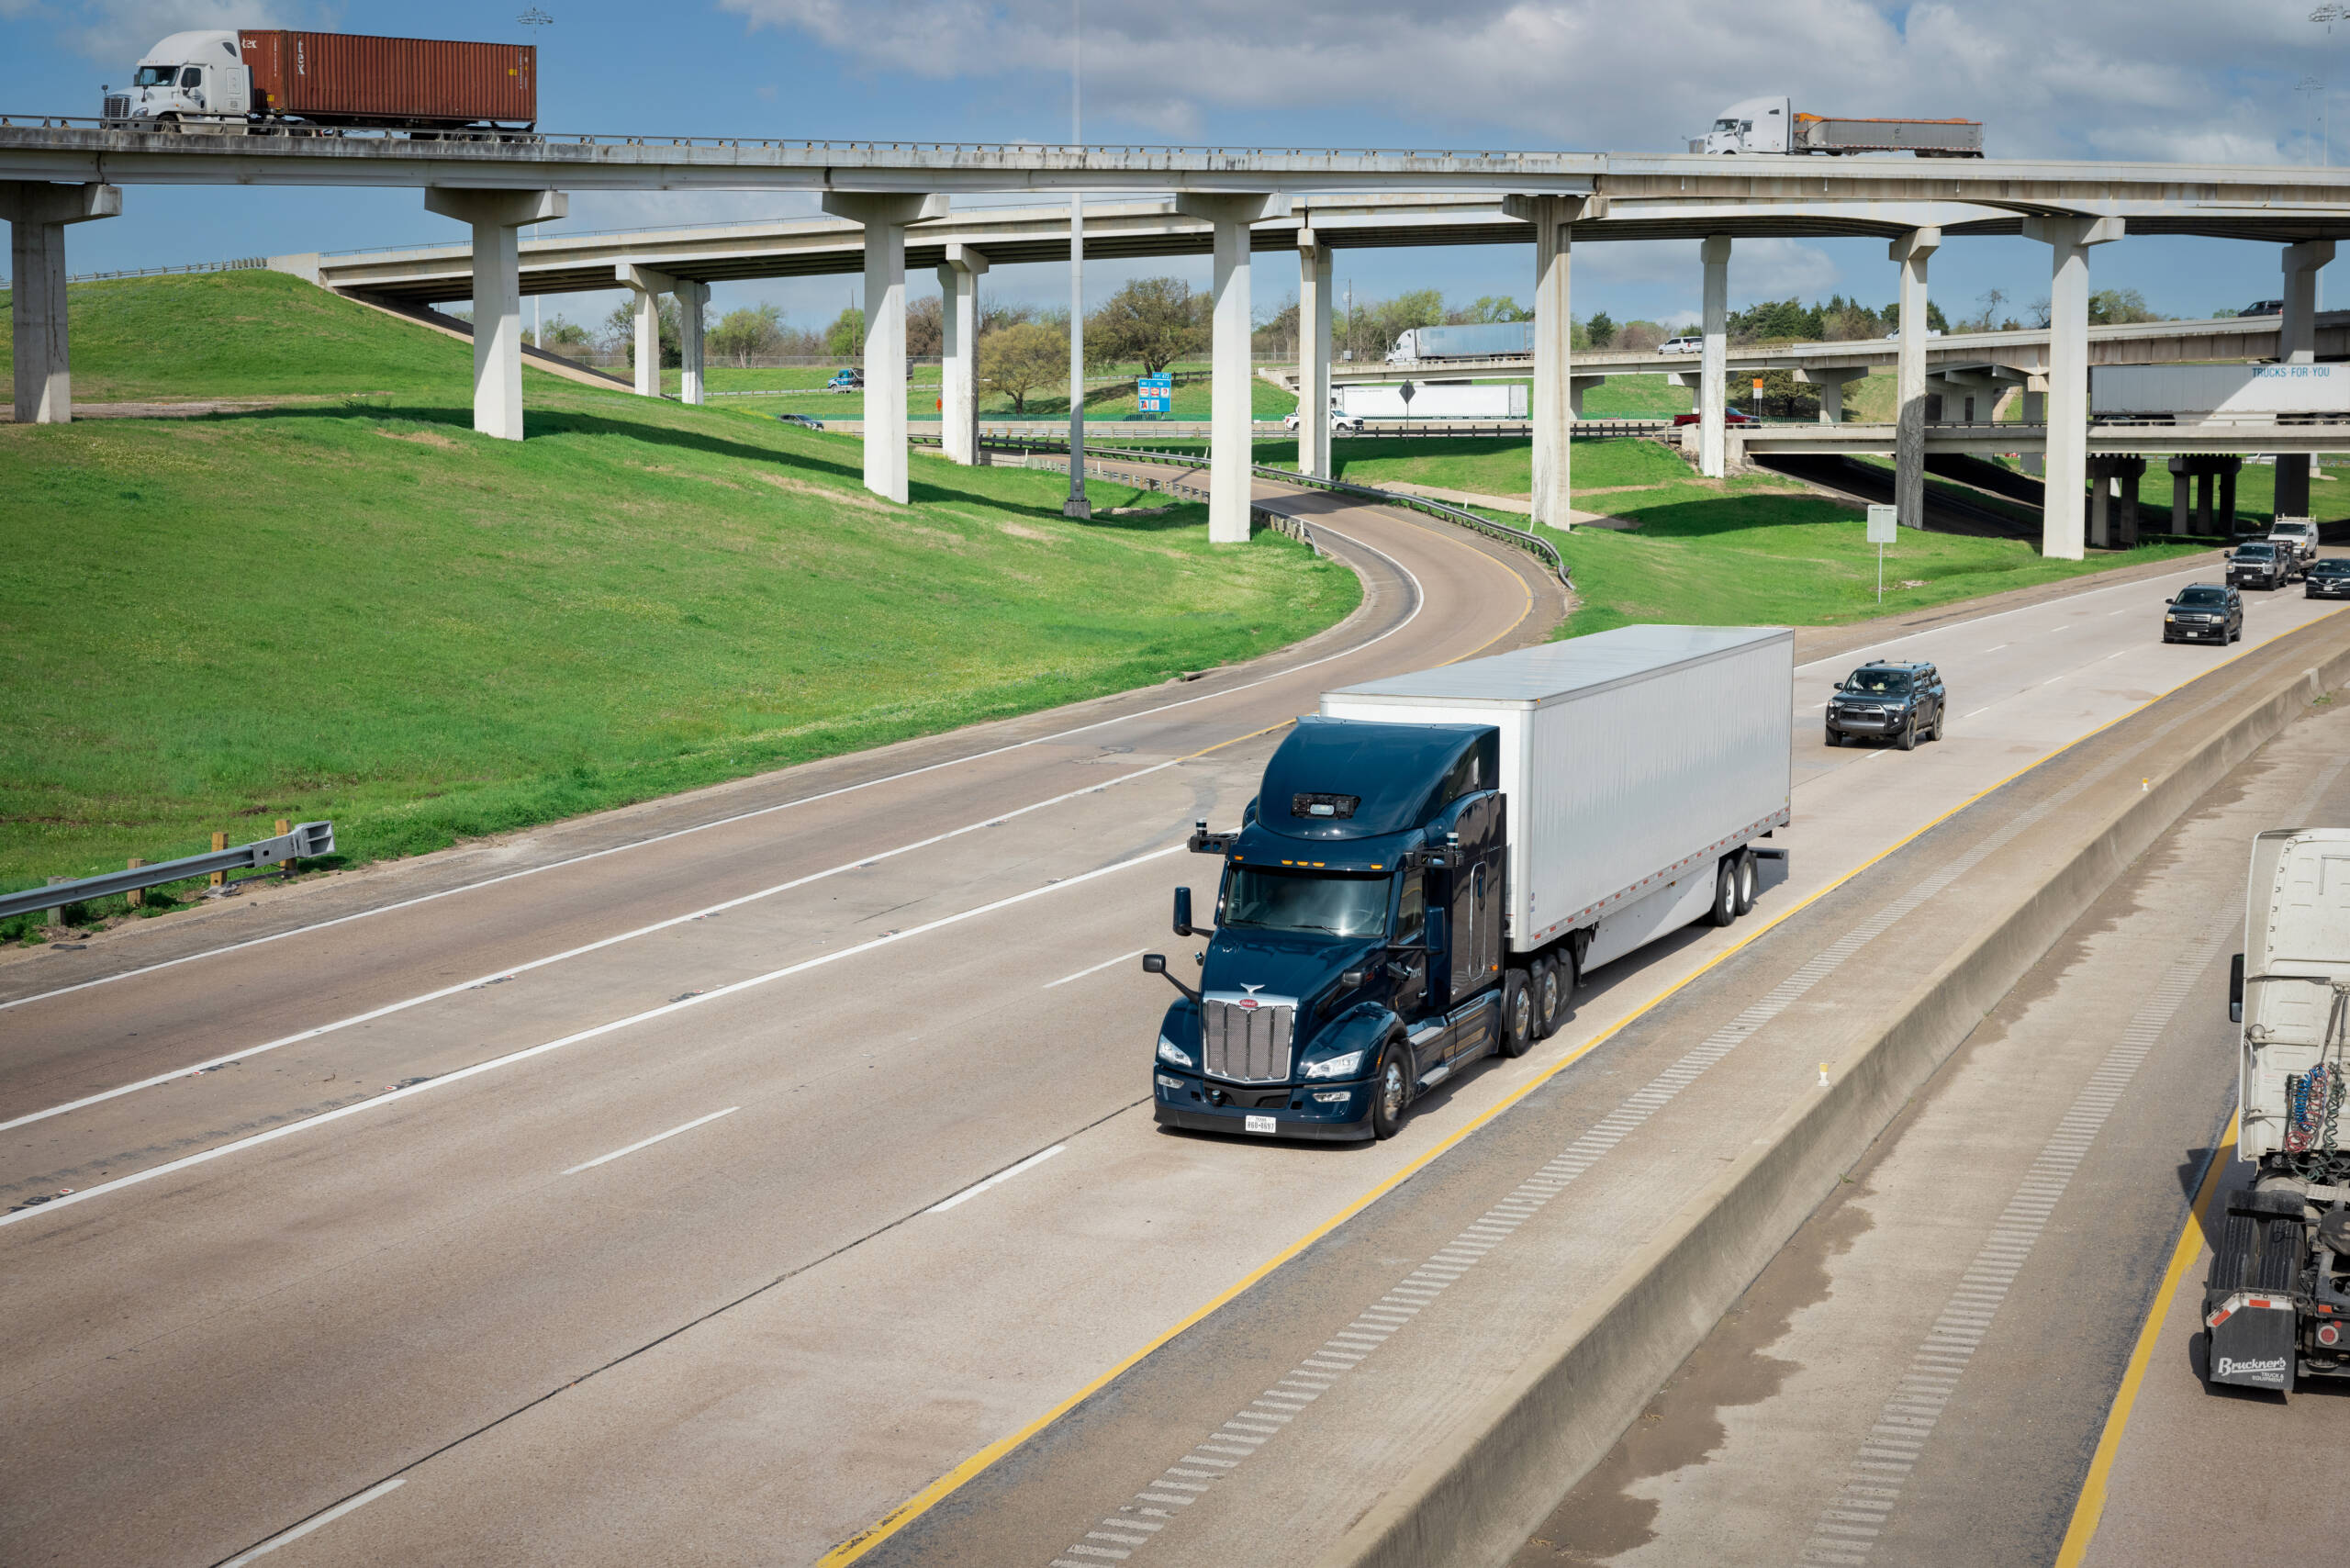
(1514, 678), (2350, 1567)
(0, 505), (2341, 1566)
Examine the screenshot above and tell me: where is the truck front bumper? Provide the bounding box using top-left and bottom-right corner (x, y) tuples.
(1152, 1071), (1375, 1142)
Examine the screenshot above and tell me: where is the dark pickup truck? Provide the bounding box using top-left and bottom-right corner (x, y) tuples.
(2227, 541), (2293, 591)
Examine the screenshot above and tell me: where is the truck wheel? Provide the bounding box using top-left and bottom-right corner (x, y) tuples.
(1825, 726), (1841, 748)
(1499, 971), (1536, 1058)
(1532, 956), (1566, 1037)
(1734, 850), (1759, 915)
(1708, 858), (1738, 927)
(1371, 1044), (1409, 1139)
(1897, 716), (1919, 752)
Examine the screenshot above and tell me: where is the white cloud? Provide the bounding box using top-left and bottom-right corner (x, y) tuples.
(56, 0), (294, 65)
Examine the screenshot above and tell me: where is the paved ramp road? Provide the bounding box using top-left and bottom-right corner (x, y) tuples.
(0, 517), (2341, 1567)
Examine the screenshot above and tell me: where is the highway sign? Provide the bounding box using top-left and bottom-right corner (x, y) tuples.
(1866, 504), (1897, 543)
(1137, 373), (1172, 415)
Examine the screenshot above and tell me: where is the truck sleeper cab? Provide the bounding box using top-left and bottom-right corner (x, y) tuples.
(1147, 625), (1794, 1143)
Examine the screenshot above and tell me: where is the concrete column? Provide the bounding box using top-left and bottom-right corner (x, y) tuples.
(1891, 228), (1942, 532)
(2221, 460), (2239, 532)
(2169, 457), (2189, 535)
(2022, 215), (2126, 560)
(936, 242), (989, 466)
(2020, 386), (2046, 476)
(1297, 232), (1334, 479)
(426, 187), (566, 442)
(617, 263), (683, 400)
(1505, 194), (1601, 527)
(1571, 375), (1606, 419)
(822, 193), (948, 505)
(1699, 236), (1732, 477)
(1796, 366), (1865, 424)
(1175, 193), (1291, 543)
(2087, 457), (2113, 548)
(2275, 240), (2334, 519)
(2, 183), (122, 424)
(677, 280), (709, 407)
(2114, 456), (2145, 546)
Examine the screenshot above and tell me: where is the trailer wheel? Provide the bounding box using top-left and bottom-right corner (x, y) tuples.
(1708, 858), (1739, 927)
(1530, 956), (1564, 1037)
(1734, 850), (1759, 916)
(1371, 1042), (1410, 1139)
(1499, 970), (1536, 1058)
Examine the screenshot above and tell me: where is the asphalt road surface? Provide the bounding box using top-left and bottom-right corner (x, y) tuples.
(2, 506), (2342, 1566)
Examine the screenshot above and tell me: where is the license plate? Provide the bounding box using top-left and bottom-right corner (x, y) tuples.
(1245, 1114), (1277, 1135)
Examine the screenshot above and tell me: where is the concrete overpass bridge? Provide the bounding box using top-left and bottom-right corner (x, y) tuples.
(12, 118), (2350, 554)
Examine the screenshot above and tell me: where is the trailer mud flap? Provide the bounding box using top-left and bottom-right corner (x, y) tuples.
(2206, 1294), (2298, 1393)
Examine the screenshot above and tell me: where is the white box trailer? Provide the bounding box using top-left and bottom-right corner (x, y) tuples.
(2092, 363), (2350, 420)
(1337, 381), (1529, 421)
(1321, 625), (1794, 969)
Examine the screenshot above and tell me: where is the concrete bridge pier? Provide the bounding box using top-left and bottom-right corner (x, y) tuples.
(1505, 194), (1599, 526)
(3, 182), (122, 424)
(676, 279), (709, 406)
(2087, 454), (2146, 547)
(2021, 215), (2126, 559)
(2167, 454), (2240, 535)
(2019, 383), (2047, 475)
(425, 186), (566, 441)
(936, 242), (989, 466)
(1296, 231), (1333, 480)
(1175, 193), (1289, 543)
(1797, 366), (1866, 423)
(2273, 240), (2333, 518)
(1698, 236), (1732, 477)
(1570, 375), (1606, 418)
(822, 192), (948, 505)
(616, 263), (681, 399)
(1891, 228), (1941, 531)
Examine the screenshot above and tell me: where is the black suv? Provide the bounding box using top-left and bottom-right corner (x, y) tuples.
(2308, 557), (2350, 599)
(2162, 583), (2242, 644)
(1826, 661), (1946, 750)
(2227, 541), (2291, 590)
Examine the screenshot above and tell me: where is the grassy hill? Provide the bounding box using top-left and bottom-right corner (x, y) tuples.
(0, 270), (1360, 934)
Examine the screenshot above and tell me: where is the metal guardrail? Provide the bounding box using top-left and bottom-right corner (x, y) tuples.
(1, 822), (334, 923)
(948, 432), (1571, 592)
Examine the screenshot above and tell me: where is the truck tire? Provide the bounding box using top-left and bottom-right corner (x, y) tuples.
(1371, 1042), (1410, 1139)
(1734, 850), (1759, 915)
(1499, 970), (1536, 1058)
(1708, 857), (1739, 927)
(1897, 716), (1919, 752)
(1825, 726), (1841, 748)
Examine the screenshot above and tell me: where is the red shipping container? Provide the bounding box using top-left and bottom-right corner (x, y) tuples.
(239, 31), (535, 128)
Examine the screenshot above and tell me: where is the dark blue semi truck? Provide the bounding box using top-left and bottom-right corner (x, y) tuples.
(1144, 626), (1794, 1141)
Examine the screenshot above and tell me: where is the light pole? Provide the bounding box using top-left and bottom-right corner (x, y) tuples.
(1063, 0), (1091, 519)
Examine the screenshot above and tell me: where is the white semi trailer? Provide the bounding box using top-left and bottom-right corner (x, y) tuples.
(1337, 382), (1529, 421)
(2209, 828), (2350, 1394)
(2093, 364), (2350, 421)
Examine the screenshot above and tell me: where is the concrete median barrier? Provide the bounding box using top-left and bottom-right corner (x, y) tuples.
(1319, 613), (2350, 1568)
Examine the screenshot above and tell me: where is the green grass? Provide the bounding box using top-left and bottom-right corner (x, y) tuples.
(678, 362), (1296, 423)
(0, 274), (1359, 931)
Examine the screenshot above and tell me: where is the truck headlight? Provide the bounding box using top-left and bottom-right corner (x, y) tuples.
(1157, 1036), (1194, 1069)
(1304, 1049), (1366, 1080)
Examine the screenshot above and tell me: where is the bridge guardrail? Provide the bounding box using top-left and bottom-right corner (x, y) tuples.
(937, 431), (1570, 592)
(2, 822), (334, 924)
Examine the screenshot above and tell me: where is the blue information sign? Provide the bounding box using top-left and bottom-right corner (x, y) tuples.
(1137, 373), (1173, 415)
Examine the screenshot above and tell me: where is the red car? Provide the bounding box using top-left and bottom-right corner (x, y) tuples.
(1672, 408), (1762, 426)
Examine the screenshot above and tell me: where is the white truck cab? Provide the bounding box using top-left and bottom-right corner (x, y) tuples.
(1697, 95), (1792, 154)
(2269, 517), (2320, 571)
(109, 30), (249, 126)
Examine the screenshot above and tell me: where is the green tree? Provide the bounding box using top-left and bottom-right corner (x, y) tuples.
(980, 321), (1068, 414)
(1456, 295), (1532, 323)
(709, 302), (784, 367)
(603, 297), (681, 368)
(1586, 309), (1617, 348)
(826, 305), (867, 359)
(1366, 288), (1445, 355)
(2088, 287), (2161, 326)
(1091, 277), (1208, 375)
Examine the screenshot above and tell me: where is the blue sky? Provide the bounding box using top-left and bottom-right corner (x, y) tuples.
(5, 0), (2342, 339)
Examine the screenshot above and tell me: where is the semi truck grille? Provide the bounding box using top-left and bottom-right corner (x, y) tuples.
(104, 95), (131, 123)
(1202, 995), (1296, 1083)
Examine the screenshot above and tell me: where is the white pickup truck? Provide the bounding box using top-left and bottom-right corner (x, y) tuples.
(2269, 517), (2320, 575)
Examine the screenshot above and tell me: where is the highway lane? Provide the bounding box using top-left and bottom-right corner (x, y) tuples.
(1, 531), (2338, 1565)
(1511, 682), (2350, 1568)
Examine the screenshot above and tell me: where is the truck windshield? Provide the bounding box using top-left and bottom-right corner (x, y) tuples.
(1843, 668), (1914, 694)
(1223, 866), (1391, 937)
(135, 65), (180, 86)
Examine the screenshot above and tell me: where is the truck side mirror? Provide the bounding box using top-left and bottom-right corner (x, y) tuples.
(1173, 887), (1193, 937)
(1142, 951), (1200, 1004)
(1425, 906), (1449, 954)
(2231, 953), (2245, 1024)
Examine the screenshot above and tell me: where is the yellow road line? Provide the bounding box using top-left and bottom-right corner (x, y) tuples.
(822, 587), (2345, 1565)
(2053, 1124), (2237, 1568)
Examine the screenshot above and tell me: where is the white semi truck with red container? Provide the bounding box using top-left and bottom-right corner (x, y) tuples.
(104, 30), (535, 134)
(1693, 95), (1982, 157)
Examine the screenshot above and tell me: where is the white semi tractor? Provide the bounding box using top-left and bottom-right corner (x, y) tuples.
(2209, 828), (2350, 1394)
(1693, 95), (1982, 157)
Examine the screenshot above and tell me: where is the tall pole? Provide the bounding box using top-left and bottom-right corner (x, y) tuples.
(1063, 0), (1091, 519)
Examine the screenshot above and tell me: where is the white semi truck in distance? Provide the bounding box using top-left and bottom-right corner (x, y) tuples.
(1693, 95), (1983, 157)
(2209, 828), (2350, 1394)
